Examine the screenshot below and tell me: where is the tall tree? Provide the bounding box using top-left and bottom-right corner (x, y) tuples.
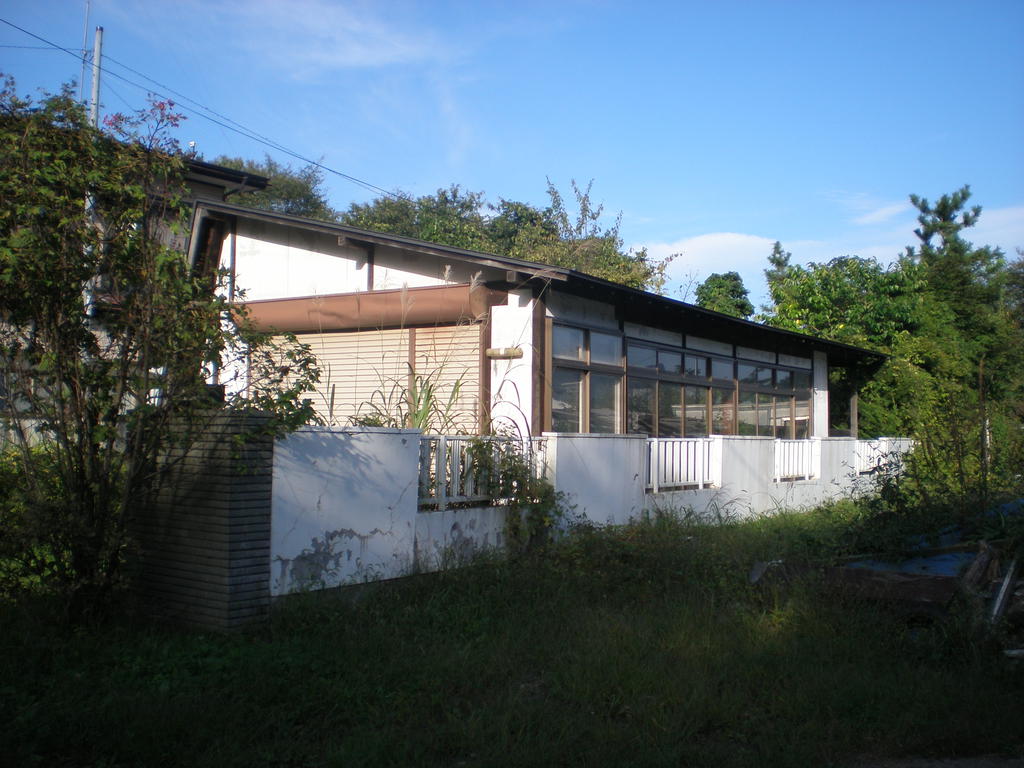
(213, 154), (337, 221)
(340, 185), (494, 252)
(694, 271), (754, 319)
(0, 80), (318, 618)
(339, 180), (672, 292)
(761, 191), (1024, 504)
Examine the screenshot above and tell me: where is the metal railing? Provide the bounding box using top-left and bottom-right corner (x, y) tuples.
(646, 437), (714, 492)
(418, 435), (546, 510)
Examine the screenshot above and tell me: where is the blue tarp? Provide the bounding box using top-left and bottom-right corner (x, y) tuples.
(846, 552), (977, 578)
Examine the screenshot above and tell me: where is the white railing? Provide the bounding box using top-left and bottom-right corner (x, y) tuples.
(646, 438), (714, 492)
(773, 439), (814, 482)
(418, 435), (546, 510)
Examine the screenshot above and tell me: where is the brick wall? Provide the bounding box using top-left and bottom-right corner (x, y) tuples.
(132, 413), (274, 630)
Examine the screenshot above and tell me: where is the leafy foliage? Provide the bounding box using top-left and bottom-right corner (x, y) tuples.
(694, 271), (754, 318)
(0, 78), (319, 619)
(465, 437), (567, 552)
(338, 179), (673, 291)
(211, 153), (337, 221)
(762, 187), (1024, 506)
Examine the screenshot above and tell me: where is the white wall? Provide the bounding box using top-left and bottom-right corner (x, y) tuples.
(271, 427), (420, 594)
(267, 429), (910, 593)
(414, 506), (508, 569)
(544, 433), (648, 525)
(230, 219), (368, 300)
(371, 245), (500, 290)
(650, 437), (876, 519)
(489, 292), (535, 439)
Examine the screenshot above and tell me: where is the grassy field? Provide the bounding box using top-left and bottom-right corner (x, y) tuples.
(2, 503), (1022, 767)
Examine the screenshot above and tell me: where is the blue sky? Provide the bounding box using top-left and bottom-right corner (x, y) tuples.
(3, 0), (1022, 308)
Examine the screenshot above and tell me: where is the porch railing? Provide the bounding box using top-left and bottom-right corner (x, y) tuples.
(646, 438), (714, 492)
(774, 439), (815, 482)
(418, 435), (547, 510)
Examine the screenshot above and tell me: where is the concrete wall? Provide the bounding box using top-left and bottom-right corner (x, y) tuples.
(415, 506), (508, 569)
(650, 437), (875, 520)
(141, 422), (909, 626)
(270, 427), (420, 595)
(544, 433), (649, 525)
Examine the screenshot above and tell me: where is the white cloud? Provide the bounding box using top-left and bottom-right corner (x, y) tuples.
(214, 0), (447, 77)
(824, 190), (915, 227)
(642, 232), (777, 304)
(971, 205), (1024, 255)
(641, 202), (1024, 312)
(853, 201), (912, 226)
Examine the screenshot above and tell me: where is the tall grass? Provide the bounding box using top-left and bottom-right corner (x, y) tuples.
(2, 508), (1021, 767)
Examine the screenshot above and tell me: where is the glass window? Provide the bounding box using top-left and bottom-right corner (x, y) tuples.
(552, 368), (582, 432)
(684, 386), (709, 437)
(737, 363), (758, 385)
(628, 344), (657, 369)
(553, 326), (585, 361)
(589, 373), (620, 433)
(775, 369), (793, 390)
(627, 379), (655, 434)
(738, 391), (757, 435)
(794, 397), (810, 439)
(658, 383), (682, 437)
(711, 358), (733, 380)
(793, 370), (811, 390)
(590, 332), (622, 366)
(685, 354), (708, 378)
(657, 350), (682, 375)
(757, 393), (773, 435)
(774, 395), (792, 438)
(711, 388), (735, 435)
(757, 366), (773, 387)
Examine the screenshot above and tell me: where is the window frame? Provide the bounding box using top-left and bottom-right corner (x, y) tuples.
(549, 323), (625, 433)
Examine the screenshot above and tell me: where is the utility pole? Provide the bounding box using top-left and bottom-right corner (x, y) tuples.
(78, 0), (92, 102)
(89, 26), (103, 128)
(85, 25), (104, 321)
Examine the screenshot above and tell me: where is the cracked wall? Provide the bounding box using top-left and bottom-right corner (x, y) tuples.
(271, 426), (419, 595)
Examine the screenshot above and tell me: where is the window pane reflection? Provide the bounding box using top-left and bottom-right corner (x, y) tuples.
(552, 368), (582, 432)
(628, 379), (655, 434)
(628, 345), (657, 369)
(589, 373), (620, 433)
(738, 391), (757, 435)
(684, 386), (709, 437)
(553, 326), (585, 360)
(711, 388), (734, 435)
(658, 383), (682, 437)
(590, 332), (621, 366)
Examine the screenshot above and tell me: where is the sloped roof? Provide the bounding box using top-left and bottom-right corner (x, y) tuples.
(194, 199), (884, 369)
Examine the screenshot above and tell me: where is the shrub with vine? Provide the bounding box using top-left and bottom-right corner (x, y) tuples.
(465, 437), (568, 552)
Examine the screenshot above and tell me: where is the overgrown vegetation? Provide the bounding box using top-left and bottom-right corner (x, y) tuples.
(0, 78), (318, 620)
(763, 189), (1024, 509)
(3, 503), (1021, 767)
(465, 437), (567, 551)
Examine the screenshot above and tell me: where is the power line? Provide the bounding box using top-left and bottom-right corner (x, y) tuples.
(0, 16), (398, 200)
